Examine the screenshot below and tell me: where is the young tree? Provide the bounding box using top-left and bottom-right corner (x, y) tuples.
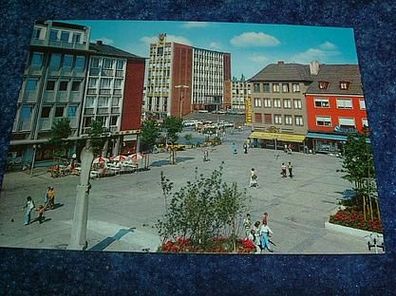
(163, 116), (183, 164)
(88, 119), (106, 157)
(156, 164), (250, 252)
(140, 120), (160, 153)
(49, 118), (72, 162)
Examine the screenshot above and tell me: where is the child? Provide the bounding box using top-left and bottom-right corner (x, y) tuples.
(36, 205), (45, 224)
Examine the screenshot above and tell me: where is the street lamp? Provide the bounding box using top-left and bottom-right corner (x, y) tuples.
(174, 85), (189, 118)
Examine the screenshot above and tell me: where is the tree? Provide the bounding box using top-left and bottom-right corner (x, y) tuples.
(156, 164), (250, 252)
(49, 118), (72, 161)
(163, 116), (183, 164)
(88, 119), (106, 157)
(342, 133), (377, 221)
(140, 120), (160, 153)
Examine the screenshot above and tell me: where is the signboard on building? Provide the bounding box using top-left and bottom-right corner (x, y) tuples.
(245, 98), (252, 125)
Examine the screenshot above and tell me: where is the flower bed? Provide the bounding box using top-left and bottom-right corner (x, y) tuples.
(159, 237), (256, 254)
(329, 208), (382, 233)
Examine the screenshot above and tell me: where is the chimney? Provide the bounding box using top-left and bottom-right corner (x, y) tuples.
(309, 60), (320, 75)
(278, 61), (284, 64)
(96, 40), (103, 45)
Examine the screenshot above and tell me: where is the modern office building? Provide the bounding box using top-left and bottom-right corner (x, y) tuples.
(9, 21), (91, 164)
(248, 61), (313, 151)
(8, 21), (146, 167)
(144, 34), (231, 119)
(231, 75), (251, 111)
(81, 41), (145, 156)
(305, 64), (368, 153)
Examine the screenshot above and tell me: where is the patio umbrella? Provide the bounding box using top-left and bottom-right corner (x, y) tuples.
(111, 155), (128, 162)
(130, 153), (143, 162)
(92, 156), (109, 164)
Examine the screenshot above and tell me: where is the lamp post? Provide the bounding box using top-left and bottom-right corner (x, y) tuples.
(30, 144), (40, 176)
(174, 85), (189, 118)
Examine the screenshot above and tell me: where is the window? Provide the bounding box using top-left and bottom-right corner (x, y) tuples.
(88, 78), (97, 88)
(284, 115), (293, 125)
(282, 83), (289, 93)
(49, 54), (61, 70)
(316, 116), (331, 126)
(339, 117), (355, 127)
(112, 97), (120, 106)
(263, 98), (271, 108)
(63, 55), (73, 69)
(59, 81), (68, 91)
(362, 118), (369, 128)
(49, 29), (58, 41)
(100, 78), (111, 88)
(114, 79), (122, 88)
(98, 97), (109, 107)
(319, 81), (329, 89)
(295, 115), (304, 126)
(110, 116), (118, 126)
(293, 99), (302, 109)
(102, 58), (113, 69)
(292, 83), (300, 93)
(71, 81), (81, 91)
(68, 106), (77, 117)
(60, 31), (70, 42)
(254, 98), (262, 108)
(55, 106), (64, 117)
(273, 99), (281, 108)
(157, 47), (163, 55)
(274, 114), (282, 124)
(72, 33), (81, 43)
(163, 98), (168, 112)
(83, 117), (92, 127)
(26, 79), (38, 92)
(75, 56), (85, 71)
(264, 113), (272, 124)
(283, 99), (292, 109)
(254, 113), (262, 123)
(116, 60), (124, 69)
(86, 97), (95, 107)
(41, 106), (51, 118)
(272, 83), (280, 93)
(46, 80), (55, 91)
(336, 98), (353, 109)
(359, 99), (366, 110)
(31, 52), (43, 67)
(21, 105), (32, 120)
(91, 57), (100, 68)
(314, 98), (330, 108)
(253, 83), (260, 92)
(33, 27), (42, 40)
(263, 83), (270, 92)
(340, 81), (350, 90)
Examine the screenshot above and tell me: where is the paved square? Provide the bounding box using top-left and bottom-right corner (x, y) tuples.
(0, 127), (381, 254)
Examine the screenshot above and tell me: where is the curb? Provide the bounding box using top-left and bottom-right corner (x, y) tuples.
(324, 221), (382, 238)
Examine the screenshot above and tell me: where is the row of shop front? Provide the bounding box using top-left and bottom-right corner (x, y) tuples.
(249, 130), (370, 154)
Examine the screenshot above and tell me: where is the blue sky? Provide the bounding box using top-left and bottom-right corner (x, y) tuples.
(68, 20), (358, 78)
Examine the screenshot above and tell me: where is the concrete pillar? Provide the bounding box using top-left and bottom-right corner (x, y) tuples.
(113, 137), (121, 156)
(136, 135), (140, 154)
(68, 141), (94, 250)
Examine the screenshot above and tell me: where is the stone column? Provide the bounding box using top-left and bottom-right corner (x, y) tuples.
(113, 137), (121, 156)
(136, 134), (140, 154)
(68, 141), (94, 250)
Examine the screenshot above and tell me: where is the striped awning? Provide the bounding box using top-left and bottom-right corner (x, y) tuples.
(249, 132), (305, 143)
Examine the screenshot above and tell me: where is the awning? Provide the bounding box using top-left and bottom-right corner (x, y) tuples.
(249, 132), (305, 143)
(306, 132), (371, 143)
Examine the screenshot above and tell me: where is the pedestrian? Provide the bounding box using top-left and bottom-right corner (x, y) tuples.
(247, 229), (261, 254)
(281, 163), (287, 178)
(47, 187), (56, 210)
(288, 162), (293, 178)
(44, 186), (51, 209)
(203, 149), (209, 162)
(243, 143), (248, 154)
(259, 220), (274, 252)
(23, 196), (35, 225)
(262, 212), (269, 225)
(243, 213), (252, 237)
(249, 168), (258, 187)
(36, 205), (46, 224)
(252, 221), (261, 250)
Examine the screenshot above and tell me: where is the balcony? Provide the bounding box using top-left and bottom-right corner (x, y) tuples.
(87, 88), (97, 95)
(97, 107), (109, 115)
(24, 91), (39, 103)
(84, 108), (94, 115)
(111, 107), (120, 114)
(43, 91), (55, 102)
(70, 92), (82, 102)
(99, 89), (111, 95)
(39, 118), (51, 130)
(101, 69), (114, 77)
(109, 126), (118, 133)
(19, 119), (32, 131)
(48, 40), (87, 50)
(57, 92), (69, 102)
(115, 70), (124, 78)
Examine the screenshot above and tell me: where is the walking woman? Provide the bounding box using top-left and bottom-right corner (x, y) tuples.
(259, 220), (274, 252)
(23, 196), (35, 225)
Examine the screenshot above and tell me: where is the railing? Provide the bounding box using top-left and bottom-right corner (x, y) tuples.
(84, 108), (94, 115)
(111, 107), (120, 113)
(97, 107), (109, 114)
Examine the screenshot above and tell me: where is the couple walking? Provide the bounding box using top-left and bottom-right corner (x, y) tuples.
(23, 196), (46, 225)
(244, 212), (274, 253)
(281, 162), (293, 178)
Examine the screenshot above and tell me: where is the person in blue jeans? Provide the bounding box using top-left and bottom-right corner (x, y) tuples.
(23, 196), (35, 225)
(259, 221), (273, 252)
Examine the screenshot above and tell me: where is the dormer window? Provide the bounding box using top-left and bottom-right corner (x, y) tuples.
(340, 81), (350, 90)
(319, 81), (329, 89)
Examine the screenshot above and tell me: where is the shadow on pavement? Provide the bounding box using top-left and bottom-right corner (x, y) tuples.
(88, 227), (136, 251)
(150, 157), (194, 167)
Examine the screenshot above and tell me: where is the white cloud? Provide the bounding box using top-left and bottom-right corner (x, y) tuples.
(94, 37), (114, 45)
(140, 34), (192, 46)
(291, 43), (340, 63)
(319, 41), (337, 50)
(230, 32), (280, 48)
(182, 21), (209, 28)
(208, 42), (222, 50)
(248, 54), (268, 64)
